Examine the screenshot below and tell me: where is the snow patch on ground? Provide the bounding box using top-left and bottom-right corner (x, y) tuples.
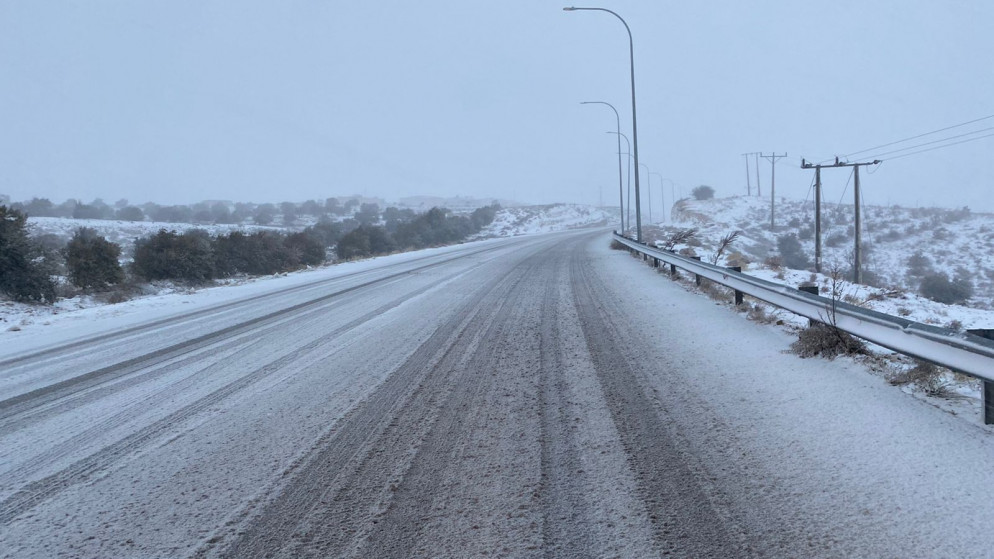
(478, 204), (614, 237)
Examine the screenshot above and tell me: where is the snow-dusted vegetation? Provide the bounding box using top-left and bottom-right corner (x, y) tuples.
(637, 194), (994, 411)
(479, 204), (614, 237)
(1, 201), (611, 333)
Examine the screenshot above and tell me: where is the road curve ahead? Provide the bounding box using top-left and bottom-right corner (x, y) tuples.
(4, 230), (994, 558)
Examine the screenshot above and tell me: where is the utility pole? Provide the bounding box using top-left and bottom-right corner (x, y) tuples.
(754, 152), (761, 196)
(801, 157), (881, 283)
(760, 152), (787, 229)
(649, 172), (666, 224)
(815, 165), (821, 272)
(741, 153), (753, 196)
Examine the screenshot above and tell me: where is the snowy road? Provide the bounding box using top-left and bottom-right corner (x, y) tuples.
(4, 230), (994, 557)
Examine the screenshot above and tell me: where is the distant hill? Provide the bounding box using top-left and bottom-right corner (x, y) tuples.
(396, 195), (523, 212)
(640, 195), (994, 314)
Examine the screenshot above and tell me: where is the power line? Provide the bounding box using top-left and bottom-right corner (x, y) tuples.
(884, 131), (994, 161)
(838, 168), (854, 204)
(830, 113), (994, 162)
(865, 125), (994, 159)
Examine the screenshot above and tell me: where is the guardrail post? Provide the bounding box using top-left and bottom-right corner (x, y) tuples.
(798, 285), (820, 327)
(652, 257), (659, 268)
(727, 266), (743, 305)
(968, 329), (994, 425)
(670, 263), (677, 277)
(690, 256), (702, 286)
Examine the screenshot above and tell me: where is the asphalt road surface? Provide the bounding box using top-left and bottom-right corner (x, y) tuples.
(4, 230), (994, 558)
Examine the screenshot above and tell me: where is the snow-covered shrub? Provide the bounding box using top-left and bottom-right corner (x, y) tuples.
(900, 361), (953, 397)
(825, 231), (847, 248)
(691, 185), (715, 200)
(725, 251), (751, 269)
(919, 272), (973, 304)
(0, 205), (57, 303)
(746, 303), (777, 324)
(65, 228), (124, 289)
(790, 323), (866, 359)
(763, 255), (783, 270)
(776, 233), (811, 270)
(133, 229), (216, 283)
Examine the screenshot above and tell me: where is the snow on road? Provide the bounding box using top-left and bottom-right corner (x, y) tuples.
(2, 230), (994, 557)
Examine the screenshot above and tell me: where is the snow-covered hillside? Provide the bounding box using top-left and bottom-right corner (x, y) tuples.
(479, 204), (614, 237)
(644, 195), (994, 314)
(634, 195), (994, 414)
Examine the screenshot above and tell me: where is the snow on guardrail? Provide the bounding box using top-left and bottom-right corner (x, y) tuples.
(612, 233), (994, 386)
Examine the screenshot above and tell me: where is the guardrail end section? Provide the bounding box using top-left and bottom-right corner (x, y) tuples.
(968, 329), (994, 425)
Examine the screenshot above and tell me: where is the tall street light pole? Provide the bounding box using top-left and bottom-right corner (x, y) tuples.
(581, 101), (624, 234)
(606, 131), (631, 233)
(564, 6), (643, 243)
(637, 161), (652, 224)
(649, 171), (665, 223)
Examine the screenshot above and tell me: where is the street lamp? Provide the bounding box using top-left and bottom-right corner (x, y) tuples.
(581, 101), (624, 234)
(564, 6), (643, 243)
(606, 131), (632, 233)
(649, 172), (666, 223)
(636, 161), (652, 224)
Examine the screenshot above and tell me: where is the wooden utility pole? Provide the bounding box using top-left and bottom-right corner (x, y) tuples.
(815, 165), (821, 272)
(742, 152), (760, 196)
(742, 153), (752, 196)
(761, 153), (787, 229)
(755, 153), (761, 196)
(801, 157), (881, 283)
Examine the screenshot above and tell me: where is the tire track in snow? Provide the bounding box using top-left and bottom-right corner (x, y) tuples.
(0, 240), (524, 372)
(0, 241), (519, 420)
(208, 247), (546, 558)
(0, 266), (475, 526)
(536, 244), (595, 558)
(570, 250), (749, 558)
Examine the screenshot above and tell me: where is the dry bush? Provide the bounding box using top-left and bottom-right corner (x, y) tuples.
(93, 281), (142, 305)
(895, 360), (955, 398)
(610, 239), (627, 251)
(842, 293), (862, 306)
(764, 255), (783, 270)
(790, 323), (867, 359)
(725, 251), (751, 269)
(746, 303), (777, 324)
(944, 319), (964, 332)
(698, 278), (730, 302)
(54, 281), (81, 300)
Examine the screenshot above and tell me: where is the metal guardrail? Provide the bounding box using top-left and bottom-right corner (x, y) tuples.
(612, 233), (994, 423)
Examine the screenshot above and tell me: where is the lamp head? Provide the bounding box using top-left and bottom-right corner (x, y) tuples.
(563, 7), (576, 11)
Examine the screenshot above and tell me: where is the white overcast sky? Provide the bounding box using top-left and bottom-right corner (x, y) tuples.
(1, 1), (992, 211)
